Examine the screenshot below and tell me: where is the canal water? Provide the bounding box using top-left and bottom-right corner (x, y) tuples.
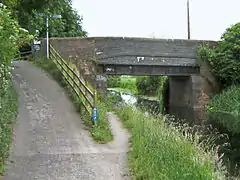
(107, 89), (162, 115)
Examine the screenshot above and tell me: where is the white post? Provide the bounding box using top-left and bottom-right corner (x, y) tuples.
(187, 0), (191, 39)
(46, 16), (49, 58)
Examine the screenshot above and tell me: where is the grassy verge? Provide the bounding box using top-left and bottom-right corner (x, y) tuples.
(119, 76), (137, 94)
(207, 86), (240, 133)
(0, 84), (18, 174)
(115, 105), (225, 180)
(33, 57), (112, 143)
(207, 85), (240, 176)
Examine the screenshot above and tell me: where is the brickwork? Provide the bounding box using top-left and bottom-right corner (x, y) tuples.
(35, 37), (219, 123)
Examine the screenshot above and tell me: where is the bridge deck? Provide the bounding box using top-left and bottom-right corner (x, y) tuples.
(48, 37), (217, 76)
(93, 37), (202, 75)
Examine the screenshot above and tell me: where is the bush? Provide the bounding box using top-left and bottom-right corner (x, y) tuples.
(108, 76), (138, 94)
(0, 85), (18, 174)
(207, 86), (240, 134)
(115, 105), (225, 180)
(136, 76), (165, 96)
(206, 86), (240, 176)
(198, 23), (240, 88)
(107, 76), (121, 88)
(0, 3), (31, 173)
(120, 77), (137, 93)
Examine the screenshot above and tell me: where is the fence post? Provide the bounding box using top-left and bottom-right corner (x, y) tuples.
(93, 89), (98, 124)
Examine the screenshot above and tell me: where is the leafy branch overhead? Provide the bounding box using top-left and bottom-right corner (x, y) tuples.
(1, 0), (87, 38)
(198, 23), (240, 88)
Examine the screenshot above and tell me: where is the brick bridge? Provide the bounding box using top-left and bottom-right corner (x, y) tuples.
(37, 37), (219, 124)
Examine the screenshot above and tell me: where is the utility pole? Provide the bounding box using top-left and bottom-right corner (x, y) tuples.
(187, 0), (191, 39)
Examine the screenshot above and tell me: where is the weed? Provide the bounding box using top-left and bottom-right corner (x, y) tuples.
(33, 57), (113, 143)
(0, 84), (18, 174)
(115, 105), (226, 180)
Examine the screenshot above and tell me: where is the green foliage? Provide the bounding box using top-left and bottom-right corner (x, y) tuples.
(34, 57), (113, 143)
(108, 76), (138, 94)
(0, 4), (29, 173)
(115, 105), (225, 180)
(3, 0), (87, 38)
(119, 76), (137, 94)
(136, 76), (165, 96)
(0, 3), (33, 65)
(91, 100), (113, 143)
(107, 76), (121, 88)
(207, 86), (240, 134)
(157, 76), (168, 113)
(206, 86), (240, 176)
(0, 84), (18, 174)
(0, 4), (32, 96)
(198, 23), (240, 88)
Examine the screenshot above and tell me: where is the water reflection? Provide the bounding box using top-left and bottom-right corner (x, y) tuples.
(107, 89), (161, 115)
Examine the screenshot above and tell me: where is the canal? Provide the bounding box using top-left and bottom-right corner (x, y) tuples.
(107, 89), (162, 115)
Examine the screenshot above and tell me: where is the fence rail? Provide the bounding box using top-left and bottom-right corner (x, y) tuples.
(49, 44), (97, 119)
(14, 50), (33, 61)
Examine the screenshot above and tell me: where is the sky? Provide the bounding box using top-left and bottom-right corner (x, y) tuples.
(72, 0), (239, 41)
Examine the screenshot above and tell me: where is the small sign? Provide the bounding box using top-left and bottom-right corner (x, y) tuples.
(33, 44), (40, 51)
(93, 107), (97, 121)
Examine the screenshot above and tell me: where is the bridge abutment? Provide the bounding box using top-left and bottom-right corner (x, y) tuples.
(167, 61), (219, 124)
(36, 37), (219, 124)
(168, 76), (194, 123)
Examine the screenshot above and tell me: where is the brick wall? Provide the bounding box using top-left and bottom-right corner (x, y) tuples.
(35, 37), (219, 124)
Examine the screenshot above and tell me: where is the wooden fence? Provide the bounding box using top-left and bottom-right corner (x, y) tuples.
(14, 50), (33, 61)
(49, 44), (97, 119)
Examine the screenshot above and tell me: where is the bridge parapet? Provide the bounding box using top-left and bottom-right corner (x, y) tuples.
(94, 37), (200, 66)
(36, 37), (218, 124)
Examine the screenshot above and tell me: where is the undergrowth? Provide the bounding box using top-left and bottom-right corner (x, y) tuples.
(115, 105), (226, 180)
(108, 76), (137, 94)
(207, 86), (240, 134)
(33, 57), (112, 143)
(0, 84), (18, 174)
(206, 86), (240, 176)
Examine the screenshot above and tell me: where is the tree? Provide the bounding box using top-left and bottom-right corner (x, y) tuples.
(0, 3), (32, 95)
(1, 0), (87, 37)
(198, 23), (240, 88)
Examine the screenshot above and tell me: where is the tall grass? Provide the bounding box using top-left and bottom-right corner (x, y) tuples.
(108, 76), (137, 94)
(115, 105), (226, 180)
(33, 57), (113, 143)
(207, 86), (240, 134)
(207, 86), (240, 176)
(0, 84), (18, 174)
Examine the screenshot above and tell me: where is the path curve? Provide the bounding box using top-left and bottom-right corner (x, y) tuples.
(4, 61), (130, 180)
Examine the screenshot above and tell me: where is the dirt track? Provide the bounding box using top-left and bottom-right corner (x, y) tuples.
(4, 61), (130, 180)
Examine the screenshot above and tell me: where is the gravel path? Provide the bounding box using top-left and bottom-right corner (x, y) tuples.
(3, 61), (130, 180)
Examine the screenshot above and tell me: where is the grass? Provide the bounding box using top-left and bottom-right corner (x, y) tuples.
(108, 87), (136, 95)
(119, 76), (137, 94)
(115, 105), (226, 180)
(0, 84), (18, 174)
(33, 57), (113, 143)
(207, 85), (240, 134)
(108, 76), (138, 94)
